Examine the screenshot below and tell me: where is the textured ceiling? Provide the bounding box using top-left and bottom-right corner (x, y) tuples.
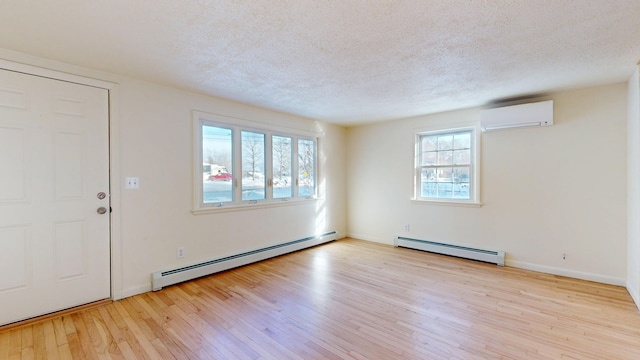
(1, 1), (639, 125)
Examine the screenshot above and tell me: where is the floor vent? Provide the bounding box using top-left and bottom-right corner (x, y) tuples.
(152, 231), (337, 291)
(395, 236), (505, 266)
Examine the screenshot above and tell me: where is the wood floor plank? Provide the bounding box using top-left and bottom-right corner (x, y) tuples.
(0, 330), (11, 359)
(68, 313), (98, 360)
(41, 321), (59, 360)
(113, 301), (163, 360)
(7, 329), (21, 359)
(30, 323), (46, 360)
(86, 308), (121, 359)
(50, 318), (67, 348)
(55, 344), (73, 360)
(2, 238), (640, 359)
(61, 328), (82, 360)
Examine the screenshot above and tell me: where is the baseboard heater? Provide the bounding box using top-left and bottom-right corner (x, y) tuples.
(152, 231), (337, 291)
(395, 236), (505, 266)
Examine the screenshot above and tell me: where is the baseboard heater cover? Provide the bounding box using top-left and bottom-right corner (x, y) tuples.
(395, 236), (505, 266)
(152, 231), (337, 291)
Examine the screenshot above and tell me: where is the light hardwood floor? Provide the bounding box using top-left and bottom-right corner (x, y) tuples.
(1, 238), (640, 359)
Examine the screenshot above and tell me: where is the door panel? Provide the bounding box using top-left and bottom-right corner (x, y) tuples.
(0, 69), (110, 326)
(54, 131), (85, 199)
(0, 127), (27, 201)
(0, 226), (29, 293)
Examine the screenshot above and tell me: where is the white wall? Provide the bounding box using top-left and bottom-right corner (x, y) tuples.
(117, 80), (347, 296)
(628, 66), (640, 307)
(347, 83), (628, 285)
(0, 49), (347, 299)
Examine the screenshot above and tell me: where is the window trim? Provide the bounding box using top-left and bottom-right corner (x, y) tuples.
(192, 111), (319, 214)
(413, 125), (482, 206)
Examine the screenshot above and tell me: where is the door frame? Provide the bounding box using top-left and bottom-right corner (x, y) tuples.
(0, 58), (124, 301)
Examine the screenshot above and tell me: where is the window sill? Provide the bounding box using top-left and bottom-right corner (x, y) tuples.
(193, 197), (318, 215)
(411, 199), (483, 208)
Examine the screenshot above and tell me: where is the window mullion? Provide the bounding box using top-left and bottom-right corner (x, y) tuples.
(265, 132), (273, 200)
(233, 126), (242, 203)
(292, 137), (299, 197)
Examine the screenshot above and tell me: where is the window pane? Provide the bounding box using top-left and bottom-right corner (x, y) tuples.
(437, 183), (453, 197)
(202, 125), (233, 203)
(298, 139), (315, 197)
(421, 151), (437, 166)
(421, 182), (437, 198)
(272, 135), (292, 199)
(453, 167), (470, 199)
(437, 151), (454, 165)
(453, 149), (470, 164)
(422, 136), (437, 151)
(437, 135), (453, 150)
(453, 133), (471, 149)
(420, 168), (436, 197)
(421, 167), (471, 199)
(454, 167), (470, 184)
(242, 131), (266, 201)
(422, 168), (436, 183)
(437, 167), (453, 183)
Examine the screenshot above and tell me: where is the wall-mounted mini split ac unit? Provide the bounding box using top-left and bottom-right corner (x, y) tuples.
(480, 100), (553, 132)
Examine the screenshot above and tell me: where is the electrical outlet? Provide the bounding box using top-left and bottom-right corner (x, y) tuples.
(125, 177), (140, 189)
(177, 247), (185, 259)
(562, 253), (566, 260)
(404, 224), (410, 232)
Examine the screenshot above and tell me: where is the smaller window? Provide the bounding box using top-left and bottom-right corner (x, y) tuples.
(416, 128), (478, 203)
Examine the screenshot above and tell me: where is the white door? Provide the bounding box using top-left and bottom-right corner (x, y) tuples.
(0, 69), (110, 326)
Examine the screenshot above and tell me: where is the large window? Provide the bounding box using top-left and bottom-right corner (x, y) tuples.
(195, 112), (317, 211)
(416, 127), (479, 204)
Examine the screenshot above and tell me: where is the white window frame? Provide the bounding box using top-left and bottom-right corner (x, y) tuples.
(413, 126), (482, 207)
(193, 111), (318, 213)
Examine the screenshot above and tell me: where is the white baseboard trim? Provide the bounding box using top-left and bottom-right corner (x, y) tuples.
(345, 233), (392, 245)
(348, 236), (626, 287)
(119, 284), (152, 300)
(119, 241), (630, 301)
(507, 260), (626, 286)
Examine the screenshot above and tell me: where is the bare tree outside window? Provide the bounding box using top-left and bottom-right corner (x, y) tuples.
(298, 139), (315, 197)
(273, 135), (292, 198)
(242, 131), (265, 200)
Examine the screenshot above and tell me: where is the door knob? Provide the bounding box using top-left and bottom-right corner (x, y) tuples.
(97, 207), (108, 214)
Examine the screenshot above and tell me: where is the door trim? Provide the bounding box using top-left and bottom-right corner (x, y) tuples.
(0, 58), (124, 301)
